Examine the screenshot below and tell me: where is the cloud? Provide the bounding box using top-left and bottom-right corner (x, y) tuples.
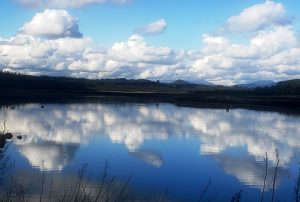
(67, 34), (185, 80)
(190, 25), (300, 85)
(135, 19), (168, 36)
(16, 0), (131, 8)
(1, 10), (184, 80)
(20, 9), (82, 39)
(1, 17), (185, 80)
(1, 1), (300, 85)
(226, 1), (292, 33)
(0, 34), (94, 74)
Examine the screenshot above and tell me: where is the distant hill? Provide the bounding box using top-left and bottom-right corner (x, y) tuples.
(189, 80), (214, 86)
(0, 71), (214, 94)
(169, 79), (213, 86)
(0, 71), (163, 91)
(1, 71), (300, 96)
(275, 79), (300, 88)
(237, 80), (275, 88)
(171, 79), (191, 85)
(269, 79), (300, 95)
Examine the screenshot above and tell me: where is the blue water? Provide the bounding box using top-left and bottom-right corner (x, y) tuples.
(1, 101), (300, 201)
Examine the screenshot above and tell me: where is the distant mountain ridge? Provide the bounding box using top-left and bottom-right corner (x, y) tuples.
(236, 80), (276, 88)
(171, 79), (191, 85)
(169, 79), (213, 86)
(1, 71), (300, 96)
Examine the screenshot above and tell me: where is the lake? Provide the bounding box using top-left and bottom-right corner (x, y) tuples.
(1, 100), (300, 201)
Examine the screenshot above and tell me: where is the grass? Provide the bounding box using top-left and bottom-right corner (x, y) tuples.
(271, 149), (280, 202)
(0, 158), (167, 202)
(260, 152), (268, 202)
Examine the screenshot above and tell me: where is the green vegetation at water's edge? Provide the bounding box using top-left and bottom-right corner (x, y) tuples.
(1, 71), (300, 94)
(1, 71), (300, 107)
(0, 71), (218, 93)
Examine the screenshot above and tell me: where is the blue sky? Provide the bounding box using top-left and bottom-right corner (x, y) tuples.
(1, 0), (299, 49)
(0, 0), (300, 84)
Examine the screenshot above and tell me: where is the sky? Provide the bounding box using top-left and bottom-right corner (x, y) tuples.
(0, 0), (300, 85)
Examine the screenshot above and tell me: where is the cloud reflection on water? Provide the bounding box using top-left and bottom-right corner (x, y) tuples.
(130, 149), (163, 168)
(1, 103), (300, 190)
(17, 141), (78, 171)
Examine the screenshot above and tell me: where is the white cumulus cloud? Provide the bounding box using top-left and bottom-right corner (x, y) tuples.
(226, 1), (292, 33)
(190, 25), (300, 85)
(135, 19), (168, 36)
(0, 10), (184, 81)
(16, 0), (131, 8)
(20, 9), (82, 39)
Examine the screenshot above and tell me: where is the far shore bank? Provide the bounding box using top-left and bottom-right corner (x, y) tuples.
(1, 88), (300, 109)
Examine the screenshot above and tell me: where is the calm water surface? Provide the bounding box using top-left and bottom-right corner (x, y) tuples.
(1, 101), (300, 201)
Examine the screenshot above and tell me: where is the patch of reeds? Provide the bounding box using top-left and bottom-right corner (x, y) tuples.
(0, 160), (169, 202)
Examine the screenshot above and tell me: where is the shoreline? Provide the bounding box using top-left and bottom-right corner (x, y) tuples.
(1, 88), (300, 110)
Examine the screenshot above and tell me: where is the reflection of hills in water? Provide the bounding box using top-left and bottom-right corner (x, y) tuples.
(1, 103), (300, 187)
